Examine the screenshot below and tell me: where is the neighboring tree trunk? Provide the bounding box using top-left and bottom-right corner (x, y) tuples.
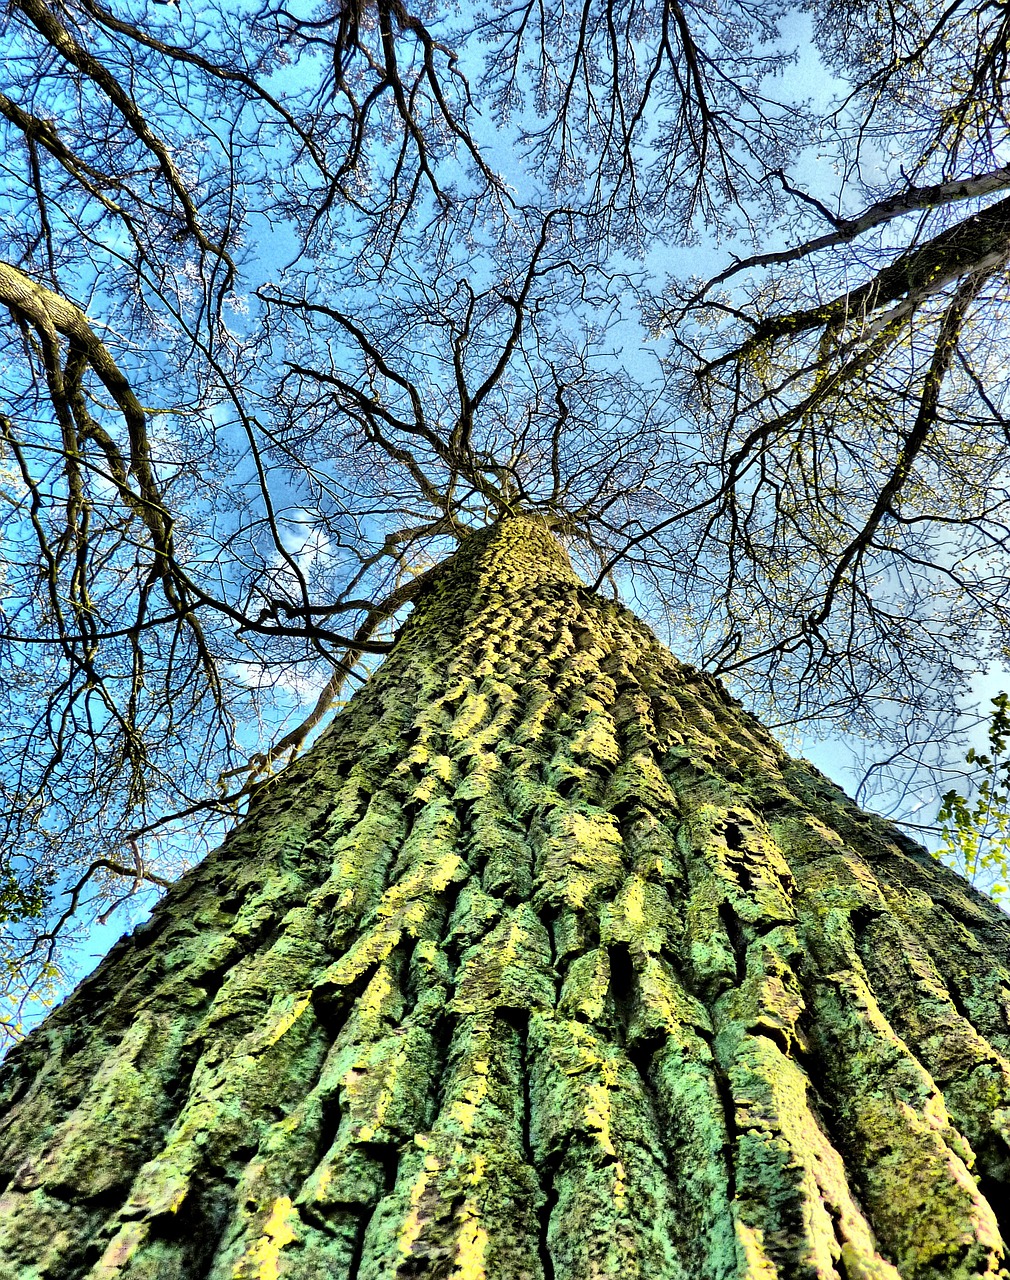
(1, 516), (1009, 1280)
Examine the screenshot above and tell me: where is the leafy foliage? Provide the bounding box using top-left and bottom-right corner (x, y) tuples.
(937, 693), (1010, 902)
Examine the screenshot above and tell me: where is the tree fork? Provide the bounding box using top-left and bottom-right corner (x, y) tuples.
(0, 516), (1008, 1280)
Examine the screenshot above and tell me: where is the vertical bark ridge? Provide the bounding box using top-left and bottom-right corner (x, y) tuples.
(0, 516), (1008, 1279)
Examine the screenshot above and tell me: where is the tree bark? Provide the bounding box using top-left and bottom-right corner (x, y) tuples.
(1, 516), (1009, 1280)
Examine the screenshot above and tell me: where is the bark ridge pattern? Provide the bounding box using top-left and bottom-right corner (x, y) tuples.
(1, 517), (1009, 1280)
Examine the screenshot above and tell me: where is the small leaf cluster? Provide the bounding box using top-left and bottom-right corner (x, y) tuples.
(0, 869), (49, 926)
(936, 693), (1010, 901)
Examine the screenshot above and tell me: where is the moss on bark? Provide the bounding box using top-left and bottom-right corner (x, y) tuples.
(1, 516), (1009, 1279)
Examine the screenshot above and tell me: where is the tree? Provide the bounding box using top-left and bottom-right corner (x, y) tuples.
(4, 0), (1010, 978)
(4, 0), (1010, 1268)
(2, 514), (1009, 1279)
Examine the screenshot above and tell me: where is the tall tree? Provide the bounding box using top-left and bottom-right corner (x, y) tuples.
(1, 516), (1008, 1278)
(5, 0), (1010, 1268)
(5, 0), (1010, 995)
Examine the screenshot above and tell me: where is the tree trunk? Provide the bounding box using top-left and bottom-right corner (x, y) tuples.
(1, 516), (1009, 1280)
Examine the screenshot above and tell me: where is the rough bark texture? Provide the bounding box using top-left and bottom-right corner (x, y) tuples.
(1, 516), (1010, 1280)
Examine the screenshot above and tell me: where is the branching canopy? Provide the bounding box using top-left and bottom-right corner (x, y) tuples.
(3, 0), (1010, 1029)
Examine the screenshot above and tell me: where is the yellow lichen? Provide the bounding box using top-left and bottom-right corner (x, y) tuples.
(231, 1196), (298, 1280)
(451, 1203), (490, 1280)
